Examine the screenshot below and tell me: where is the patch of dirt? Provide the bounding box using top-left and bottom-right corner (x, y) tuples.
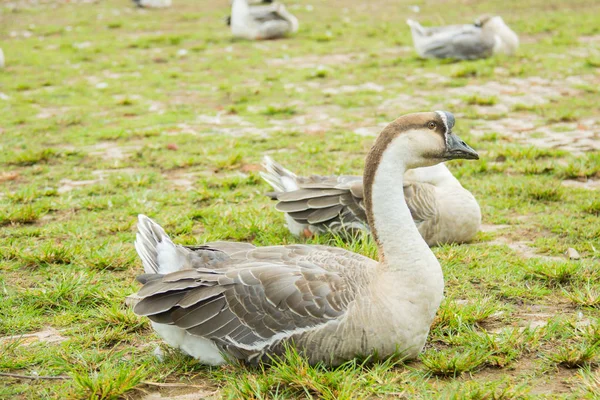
(449, 77), (579, 107)
(162, 171), (200, 190)
(34, 106), (71, 119)
(322, 82), (385, 95)
(579, 34), (600, 43)
(87, 142), (142, 159)
(452, 75), (600, 154)
(141, 390), (218, 400)
(164, 114), (274, 138)
(0, 171), (19, 182)
(58, 178), (101, 194)
(530, 366), (580, 395)
(471, 117), (600, 154)
(480, 224), (510, 232)
(513, 304), (564, 330)
(561, 179), (600, 190)
(406, 71), (451, 84)
(488, 237), (563, 261)
(353, 123), (387, 137)
(58, 169), (138, 193)
(377, 93), (431, 114)
(92, 168), (138, 178)
(267, 52), (367, 69)
(0, 327), (67, 346)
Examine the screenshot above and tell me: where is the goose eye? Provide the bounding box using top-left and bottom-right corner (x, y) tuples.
(428, 122), (437, 130)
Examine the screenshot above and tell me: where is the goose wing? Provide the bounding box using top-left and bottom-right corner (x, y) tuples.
(273, 175), (368, 232)
(249, 4), (284, 22)
(403, 181), (439, 244)
(421, 27), (495, 60)
(134, 243), (374, 362)
(420, 23), (479, 37)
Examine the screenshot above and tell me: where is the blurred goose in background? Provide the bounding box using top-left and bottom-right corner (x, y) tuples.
(230, 0), (298, 40)
(261, 157), (481, 246)
(133, 0), (172, 8)
(130, 111), (479, 366)
(407, 15), (519, 60)
(0, 48), (4, 68)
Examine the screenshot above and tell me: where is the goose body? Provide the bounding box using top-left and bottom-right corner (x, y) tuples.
(130, 111), (479, 366)
(230, 0), (298, 40)
(261, 159), (481, 246)
(407, 16), (518, 60)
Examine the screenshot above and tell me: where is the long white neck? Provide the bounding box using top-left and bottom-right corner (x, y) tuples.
(369, 141), (440, 274)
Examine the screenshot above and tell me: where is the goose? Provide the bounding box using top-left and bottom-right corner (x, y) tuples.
(132, 0), (172, 8)
(230, 0), (298, 40)
(260, 158), (481, 246)
(0, 48), (4, 68)
(130, 111), (479, 366)
(407, 15), (519, 60)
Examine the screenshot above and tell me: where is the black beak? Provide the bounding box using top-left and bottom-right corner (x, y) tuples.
(445, 133), (479, 160)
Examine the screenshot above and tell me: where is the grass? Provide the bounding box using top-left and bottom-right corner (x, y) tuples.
(1, 0), (599, 398)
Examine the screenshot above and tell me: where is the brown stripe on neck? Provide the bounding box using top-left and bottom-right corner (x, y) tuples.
(362, 112), (439, 253)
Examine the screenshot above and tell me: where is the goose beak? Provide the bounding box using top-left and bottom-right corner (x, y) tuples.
(445, 133), (479, 160)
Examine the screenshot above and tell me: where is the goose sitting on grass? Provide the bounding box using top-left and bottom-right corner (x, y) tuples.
(130, 111), (479, 366)
(407, 15), (519, 60)
(230, 0), (298, 40)
(261, 158), (481, 246)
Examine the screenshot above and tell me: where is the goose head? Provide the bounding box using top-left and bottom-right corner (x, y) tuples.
(363, 111), (478, 267)
(365, 111), (478, 175)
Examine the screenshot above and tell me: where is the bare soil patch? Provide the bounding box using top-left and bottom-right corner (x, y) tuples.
(489, 237), (563, 261)
(87, 142), (142, 160)
(267, 52), (367, 69)
(0, 327), (67, 346)
(562, 179), (600, 190)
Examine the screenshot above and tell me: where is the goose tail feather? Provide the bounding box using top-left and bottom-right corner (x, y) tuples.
(259, 156), (299, 193)
(135, 214), (178, 274)
(406, 19), (424, 36)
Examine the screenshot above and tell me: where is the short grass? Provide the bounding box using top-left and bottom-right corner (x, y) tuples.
(1, 0), (600, 398)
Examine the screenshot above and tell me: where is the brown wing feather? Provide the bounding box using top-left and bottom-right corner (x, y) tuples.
(272, 176), (367, 232)
(133, 244), (375, 362)
(403, 181), (438, 224)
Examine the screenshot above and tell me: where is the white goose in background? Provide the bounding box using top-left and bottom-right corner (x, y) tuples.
(0, 48), (4, 68)
(261, 158), (481, 246)
(132, 0), (172, 8)
(130, 111), (479, 366)
(230, 0), (298, 40)
(407, 15), (519, 60)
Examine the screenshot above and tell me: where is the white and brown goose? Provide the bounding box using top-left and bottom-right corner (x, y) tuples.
(261, 158), (481, 246)
(230, 0), (298, 40)
(131, 111), (479, 366)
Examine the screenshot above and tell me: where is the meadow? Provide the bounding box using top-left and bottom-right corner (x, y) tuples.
(1, 0), (599, 398)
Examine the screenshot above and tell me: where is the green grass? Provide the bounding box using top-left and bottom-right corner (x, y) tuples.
(1, 0), (600, 398)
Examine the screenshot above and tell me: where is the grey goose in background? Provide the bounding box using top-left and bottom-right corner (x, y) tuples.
(407, 15), (519, 60)
(130, 111), (479, 366)
(230, 0), (298, 40)
(260, 158), (481, 246)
